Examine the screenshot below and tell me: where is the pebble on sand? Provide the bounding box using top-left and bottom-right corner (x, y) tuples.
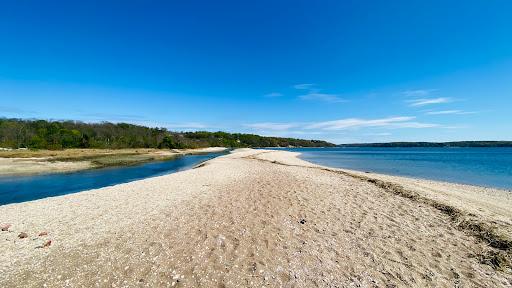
(18, 232), (29, 239)
(38, 231), (48, 237)
(36, 240), (52, 249)
(1, 223), (11, 231)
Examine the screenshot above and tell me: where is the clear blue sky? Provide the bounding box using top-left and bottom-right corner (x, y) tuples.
(1, 1), (511, 144)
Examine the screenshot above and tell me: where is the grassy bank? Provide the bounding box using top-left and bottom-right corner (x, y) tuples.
(0, 148), (226, 176)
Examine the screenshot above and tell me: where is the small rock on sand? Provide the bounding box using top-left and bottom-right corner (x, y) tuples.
(38, 231), (48, 237)
(36, 240), (52, 249)
(18, 232), (28, 239)
(1, 223), (11, 231)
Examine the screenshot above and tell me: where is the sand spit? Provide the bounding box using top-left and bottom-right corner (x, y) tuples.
(0, 147), (227, 176)
(0, 149), (511, 287)
(0, 157), (93, 176)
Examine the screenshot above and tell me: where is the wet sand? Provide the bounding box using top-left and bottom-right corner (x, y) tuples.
(0, 149), (511, 287)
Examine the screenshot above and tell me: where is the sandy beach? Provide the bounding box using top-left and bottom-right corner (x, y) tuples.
(0, 149), (511, 287)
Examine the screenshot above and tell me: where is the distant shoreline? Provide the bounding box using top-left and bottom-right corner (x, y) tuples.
(337, 141), (512, 148)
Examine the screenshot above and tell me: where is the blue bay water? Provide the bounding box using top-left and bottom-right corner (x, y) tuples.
(275, 147), (512, 190)
(0, 152), (226, 206)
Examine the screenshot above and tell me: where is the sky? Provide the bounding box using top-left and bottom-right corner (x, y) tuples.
(1, 1), (511, 144)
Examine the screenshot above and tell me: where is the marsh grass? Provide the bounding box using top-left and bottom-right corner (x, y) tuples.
(0, 148), (181, 170)
(89, 154), (178, 168)
(0, 148), (163, 159)
(52, 152), (179, 168)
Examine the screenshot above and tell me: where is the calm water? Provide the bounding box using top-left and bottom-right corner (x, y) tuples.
(277, 147), (512, 190)
(0, 152), (226, 206)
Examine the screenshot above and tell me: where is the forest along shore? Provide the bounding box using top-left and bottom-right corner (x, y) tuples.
(0, 147), (227, 176)
(0, 149), (511, 287)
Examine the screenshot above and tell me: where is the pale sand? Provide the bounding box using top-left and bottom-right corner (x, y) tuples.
(0, 157), (94, 176)
(0, 149), (511, 287)
(0, 147), (227, 176)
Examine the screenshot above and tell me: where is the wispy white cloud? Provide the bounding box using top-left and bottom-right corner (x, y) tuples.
(292, 83), (346, 103)
(407, 97), (452, 107)
(80, 112), (147, 121)
(0, 106), (38, 115)
(299, 92), (346, 103)
(287, 130), (326, 135)
(244, 122), (298, 131)
(164, 122), (208, 129)
(305, 116), (419, 130)
(402, 89), (436, 97)
(246, 116), (440, 134)
(293, 83), (315, 90)
(441, 125), (470, 129)
(365, 132), (392, 136)
(263, 92), (283, 98)
(425, 110), (477, 115)
(391, 122), (439, 128)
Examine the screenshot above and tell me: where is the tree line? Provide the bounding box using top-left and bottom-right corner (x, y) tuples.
(0, 118), (335, 150)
